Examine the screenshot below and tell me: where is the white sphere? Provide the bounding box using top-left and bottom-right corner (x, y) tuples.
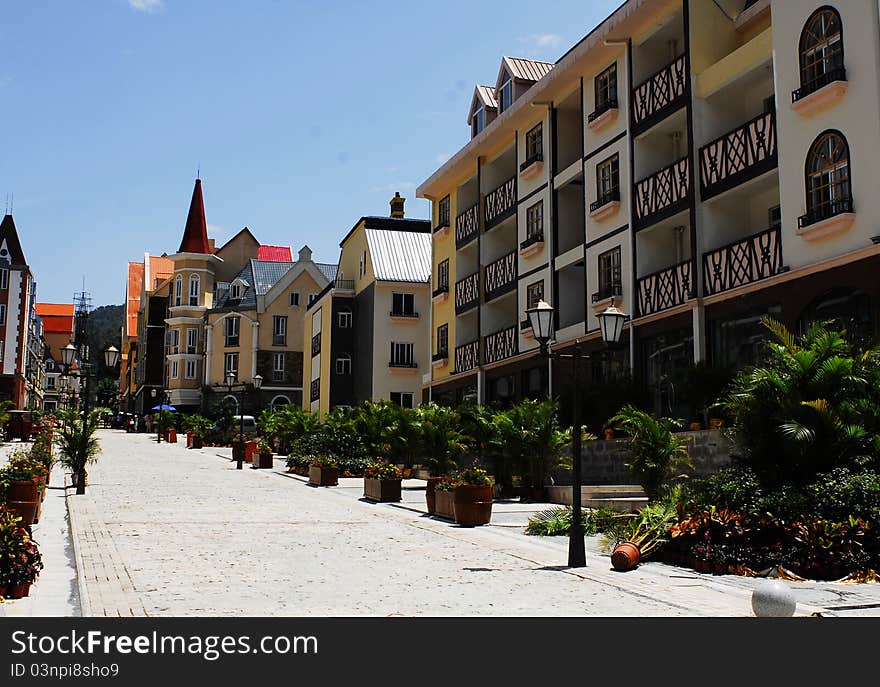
(751, 580), (797, 617)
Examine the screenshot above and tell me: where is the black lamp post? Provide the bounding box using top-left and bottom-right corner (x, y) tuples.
(225, 371), (262, 470)
(526, 297), (628, 568)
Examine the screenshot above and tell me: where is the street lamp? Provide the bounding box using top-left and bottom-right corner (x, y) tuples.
(526, 297), (628, 568)
(225, 372), (262, 469)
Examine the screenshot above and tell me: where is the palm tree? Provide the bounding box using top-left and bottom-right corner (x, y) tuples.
(417, 403), (467, 477)
(56, 409), (103, 495)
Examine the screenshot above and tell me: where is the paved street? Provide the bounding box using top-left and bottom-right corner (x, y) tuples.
(41, 430), (850, 617)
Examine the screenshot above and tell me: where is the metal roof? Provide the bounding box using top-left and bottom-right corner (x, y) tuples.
(257, 245), (293, 262)
(476, 84), (498, 109)
(365, 229), (431, 283)
(502, 56), (554, 83)
(214, 260), (293, 309)
(317, 262), (338, 282)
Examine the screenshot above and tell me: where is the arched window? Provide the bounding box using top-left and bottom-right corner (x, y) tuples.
(803, 130), (851, 225)
(189, 275), (200, 306)
(270, 395), (291, 410)
(174, 276), (182, 306)
(799, 7), (844, 96)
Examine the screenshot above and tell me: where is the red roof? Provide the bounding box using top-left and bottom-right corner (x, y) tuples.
(36, 303), (74, 335)
(177, 178), (211, 254)
(257, 245), (293, 262)
(126, 262), (144, 338)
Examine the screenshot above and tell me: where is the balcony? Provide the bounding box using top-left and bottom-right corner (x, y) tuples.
(390, 310), (419, 321)
(311, 333), (321, 357)
(631, 54), (688, 135)
(588, 98), (619, 130)
(432, 284), (449, 304)
(699, 111), (777, 200)
(483, 326), (518, 366)
(456, 203), (479, 249)
(484, 251), (517, 302)
(520, 319), (533, 338)
(797, 197), (855, 240)
(589, 188), (621, 221)
(454, 340), (479, 374)
(792, 66), (847, 111)
(703, 226), (785, 297)
(519, 232), (544, 258)
(592, 280), (622, 304)
(455, 272), (479, 315)
(637, 260), (693, 317)
(484, 176), (516, 230)
(519, 154), (544, 180)
(335, 278), (355, 293)
(633, 157), (690, 230)
(431, 350), (449, 368)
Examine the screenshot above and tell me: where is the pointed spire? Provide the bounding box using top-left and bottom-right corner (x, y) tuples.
(177, 178), (211, 254)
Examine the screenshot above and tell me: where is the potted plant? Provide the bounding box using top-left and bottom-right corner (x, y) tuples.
(56, 408), (103, 495)
(186, 415), (212, 449)
(453, 466), (494, 527)
(417, 403), (466, 514)
(252, 438), (274, 469)
(285, 454), (310, 476)
(433, 476), (458, 520)
(0, 505), (43, 598)
(363, 461), (403, 502)
(602, 488), (681, 572)
(308, 455), (339, 486)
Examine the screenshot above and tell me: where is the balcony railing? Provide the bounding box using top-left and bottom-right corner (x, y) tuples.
(798, 197), (854, 229)
(699, 110), (777, 200)
(454, 340), (479, 374)
(632, 54), (687, 133)
(432, 284), (449, 299)
(520, 233), (544, 251)
(520, 153), (543, 172)
(792, 66), (846, 103)
(455, 272), (480, 314)
(390, 310), (419, 319)
(389, 361), (418, 369)
(588, 97), (618, 123)
(311, 333), (321, 357)
(310, 378), (320, 402)
(633, 157), (690, 229)
(335, 278), (355, 292)
(590, 188), (620, 214)
(637, 260), (693, 317)
(703, 226), (784, 297)
(484, 251), (517, 302)
(592, 280), (622, 303)
(456, 203), (479, 249)
(484, 176), (517, 229)
(483, 326), (518, 366)
(432, 351), (449, 363)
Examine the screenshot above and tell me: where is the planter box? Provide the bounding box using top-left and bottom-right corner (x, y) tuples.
(191, 437), (204, 449)
(364, 478), (402, 502)
(453, 484), (493, 526)
(425, 476), (443, 514)
(309, 465), (338, 486)
(434, 490), (456, 520)
(244, 440), (258, 464)
(186, 432), (193, 447)
(253, 452), (273, 469)
(166, 429), (177, 443)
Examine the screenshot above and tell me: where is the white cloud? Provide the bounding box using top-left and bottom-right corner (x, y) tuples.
(128, 0), (163, 13)
(522, 33), (564, 49)
(435, 152), (450, 165)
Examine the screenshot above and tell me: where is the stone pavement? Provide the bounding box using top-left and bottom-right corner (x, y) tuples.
(58, 429), (877, 618)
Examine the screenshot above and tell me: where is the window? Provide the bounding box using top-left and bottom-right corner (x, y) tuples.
(230, 283), (241, 300)
(594, 63), (618, 115)
(338, 308), (352, 328)
(45, 360), (54, 372)
(186, 328), (197, 354)
(526, 281), (544, 310)
(171, 360), (179, 379)
(499, 72), (512, 112)
(308, 293), (319, 306)
(225, 316), (240, 347)
(472, 106), (485, 137)
(273, 352), (285, 381)
(46, 376), (56, 390)
(273, 316), (287, 346)
(798, 7), (844, 98)
(289, 292), (300, 307)
(598, 247), (622, 300)
(189, 275), (200, 306)
(170, 329), (180, 354)
(185, 360), (197, 379)
(0, 269), (7, 289)
(803, 130), (851, 225)
(596, 155), (620, 205)
(526, 201), (543, 239)
(224, 352), (239, 379)
(525, 123), (543, 162)
(390, 342), (415, 367)
(436, 324), (448, 357)
(437, 259), (449, 291)
(438, 196), (450, 227)
(175, 276), (182, 306)
(390, 391), (414, 408)
(0, 304), (5, 325)
(335, 354), (351, 375)
(392, 292), (416, 317)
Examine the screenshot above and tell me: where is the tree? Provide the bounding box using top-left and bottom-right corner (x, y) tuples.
(351, 401), (420, 465)
(417, 403), (467, 477)
(56, 409), (103, 495)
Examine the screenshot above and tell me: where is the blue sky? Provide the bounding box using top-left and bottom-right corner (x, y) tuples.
(1, 0), (621, 307)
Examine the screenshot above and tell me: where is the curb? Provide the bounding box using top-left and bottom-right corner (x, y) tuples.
(64, 473), (92, 618)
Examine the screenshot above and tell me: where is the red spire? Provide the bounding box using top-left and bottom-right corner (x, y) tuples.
(178, 178), (211, 254)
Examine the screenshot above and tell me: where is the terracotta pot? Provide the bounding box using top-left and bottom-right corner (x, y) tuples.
(425, 477), (443, 515)
(690, 422), (702, 431)
(453, 484), (493, 526)
(611, 541), (641, 571)
(186, 431), (193, 447)
(7, 500), (38, 525)
(167, 428), (177, 443)
(6, 480), (39, 502)
(244, 441), (258, 463)
(7, 583), (27, 599)
(604, 428), (615, 440)
(709, 418), (724, 430)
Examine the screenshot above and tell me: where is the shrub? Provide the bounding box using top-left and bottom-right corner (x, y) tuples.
(364, 461), (402, 480)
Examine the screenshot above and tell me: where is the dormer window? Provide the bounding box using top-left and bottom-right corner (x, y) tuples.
(499, 72), (512, 112)
(230, 283), (241, 299)
(473, 106), (485, 137)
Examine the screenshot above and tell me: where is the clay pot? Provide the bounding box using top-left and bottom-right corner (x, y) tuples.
(604, 428), (615, 441)
(6, 480), (39, 502)
(611, 541), (641, 571)
(453, 484), (493, 526)
(7, 500), (38, 525)
(7, 584), (28, 599)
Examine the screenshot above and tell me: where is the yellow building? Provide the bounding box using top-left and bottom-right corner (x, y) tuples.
(303, 194), (431, 416)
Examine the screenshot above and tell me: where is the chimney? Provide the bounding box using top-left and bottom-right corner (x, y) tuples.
(297, 245), (312, 262)
(390, 191), (405, 218)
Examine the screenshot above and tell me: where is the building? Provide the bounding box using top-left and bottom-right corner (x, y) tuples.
(418, 0), (880, 420)
(205, 246), (336, 414)
(303, 193), (432, 415)
(130, 253), (174, 415)
(0, 213), (43, 409)
(35, 302), (75, 410)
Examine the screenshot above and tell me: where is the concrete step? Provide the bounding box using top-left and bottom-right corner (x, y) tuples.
(582, 485), (646, 499)
(584, 497), (649, 514)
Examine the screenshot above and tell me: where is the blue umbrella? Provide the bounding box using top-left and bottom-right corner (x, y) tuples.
(151, 404), (177, 411)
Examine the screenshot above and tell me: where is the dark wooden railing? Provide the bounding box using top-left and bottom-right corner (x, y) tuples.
(484, 251), (517, 301)
(634, 157), (690, 229)
(455, 272), (479, 314)
(637, 260), (693, 317)
(632, 54), (687, 132)
(310, 378), (320, 402)
(483, 326), (518, 365)
(792, 65), (846, 103)
(590, 188), (620, 213)
(310, 333), (321, 357)
(484, 176), (516, 229)
(520, 233), (544, 251)
(454, 340), (479, 374)
(703, 226), (784, 296)
(798, 197), (853, 229)
(588, 97), (618, 123)
(699, 110), (777, 200)
(456, 203), (479, 249)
